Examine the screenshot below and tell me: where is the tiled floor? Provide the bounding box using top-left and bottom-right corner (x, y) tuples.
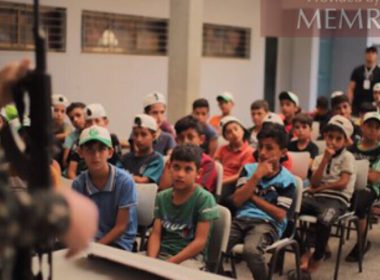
(227, 221), (380, 280)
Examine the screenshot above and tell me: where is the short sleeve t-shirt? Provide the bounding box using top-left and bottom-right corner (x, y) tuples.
(209, 115), (223, 133)
(215, 142), (254, 179)
(288, 140), (319, 159)
(154, 131), (176, 156)
(154, 186), (219, 258)
(63, 129), (81, 149)
(350, 65), (380, 114)
(349, 140), (380, 196)
(72, 165), (138, 251)
(235, 163), (296, 236)
(200, 123), (218, 154)
(311, 149), (355, 206)
(122, 151), (164, 184)
(198, 153), (218, 193)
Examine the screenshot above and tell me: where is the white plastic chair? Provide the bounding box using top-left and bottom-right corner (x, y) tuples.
(214, 161), (224, 200)
(311, 121), (320, 141)
(135, 183), (158, 251)
(288, 152), (311, 179)
(314, 140), (326, 155)
(206, 205), (231, 273)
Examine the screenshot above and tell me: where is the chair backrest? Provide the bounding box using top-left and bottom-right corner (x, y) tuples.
(288, 152), (311, 179)
(135, 183), (158, 227)
(315, 140), (326, 155)
(214, 161), (224, 198)
(293, 176), (304, 216)
(311, 121), (320, 141)
(206, 205), (231, 272)
(286, 176), (303, 238)
(354, 159), (370, 191)
(217, 136), (228, 149)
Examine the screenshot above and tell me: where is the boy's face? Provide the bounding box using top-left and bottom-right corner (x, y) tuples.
(176, 128), (204, 146)
(68, 108), (86, 130)
(79, 142), (113, 171)
(280, 99), (298, 118)
(53, 104), (66, 123)
(257, 137), (286, 165)
(362, 120), (380, 142)
(148, 103), (166, 126)
(218, 100), (233, 115)
(224, 122), (244, 145)
(132, 127), (155, 152)
(251, 108), (268, 127)
(86, 117), (108, 128)
(334, 102), (352, 119)
(373, 90), (380, 105)
(293, 121), (312, 141)
(192, 107), (209, 124)
(324, 130), (347, 151)
(170, 160), (199, 191)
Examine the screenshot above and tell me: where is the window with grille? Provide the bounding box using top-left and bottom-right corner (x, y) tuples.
(203, 24), (250, 59)
(0, 1), (66, 52)
(82, 11), (168, 55)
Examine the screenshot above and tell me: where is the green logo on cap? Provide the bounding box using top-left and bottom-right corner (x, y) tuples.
(89, 128), (99, 137)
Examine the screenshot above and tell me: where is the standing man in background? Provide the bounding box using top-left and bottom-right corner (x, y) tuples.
(348, 46), (380, 116)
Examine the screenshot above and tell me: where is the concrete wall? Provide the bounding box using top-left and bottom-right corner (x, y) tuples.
(0, 0), (265, 138)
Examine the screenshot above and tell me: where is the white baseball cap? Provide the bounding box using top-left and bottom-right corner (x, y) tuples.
(363, 111), (380, 124)
(133, 114), (158, 132)
(217, 92), (234, 103)
(263, 112), (284, 126)
(79, 125), (112, 148)
(143, 92), (167, 109)
(328, 115), (353, 139)
(373, 83), (380, 92)
(331, 91), (345, 99)
(279, 91), (299, 107)
(85, 103), (107, 120)
(52, 94), (69, 107)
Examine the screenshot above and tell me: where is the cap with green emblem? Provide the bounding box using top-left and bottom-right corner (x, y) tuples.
(79, 125), (112, 148)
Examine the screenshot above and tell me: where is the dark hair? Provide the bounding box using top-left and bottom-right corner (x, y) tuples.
(144, 103), (166, 114)
(324, 124), (347, 139)
(366, 46), (378, 53)
(359, 102), (377, 114)
(250, 100), (269, 112)
(292, 113), (313, 127)
(66, 102), (86, 115)
(317, 96), (329, 110)
(279, 91), (296, 105)
(175, 115), (204, 136)
(170, 144), (202, 169)
(192, 98), (210, 111)
(257, 122), (288, 149)
(331, 94), (350, 109)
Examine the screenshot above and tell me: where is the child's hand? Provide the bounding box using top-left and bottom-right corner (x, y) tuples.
(323, 146), (335, 160)
(253, 158), (274, 180)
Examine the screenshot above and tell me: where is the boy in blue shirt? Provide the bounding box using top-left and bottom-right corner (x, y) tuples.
(122, 114), (164, 184)
(73, 125), (137, 251)
(228, 123), (296, 280)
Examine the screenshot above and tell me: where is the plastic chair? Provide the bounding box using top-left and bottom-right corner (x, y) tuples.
(288, 152), (311, 180)
(230, 176), (303, 280)
(314, 140), (326, 155)
(214, 161), (224, 201)
(311, 122), (320, 141)
(135, 183), (158, 251)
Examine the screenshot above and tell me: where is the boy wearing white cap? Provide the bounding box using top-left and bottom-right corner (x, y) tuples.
(346, 112), (380, 262)
(141, 92), (176, 156)
(279, 91), (300, 135)
(73, 125), (137, 251)
(373, 83), (380, 112)
(299, 115), (356, 274)
(66, 103), (122, 179)
(209, 91), (235, 133)
(122, 114), (164, 184)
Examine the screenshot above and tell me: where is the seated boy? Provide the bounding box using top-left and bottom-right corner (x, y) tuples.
(159, 115), (217, 193)
(288, 113), (319, 178)
(346, 112), (380, 262)
(62, 102), (86, 168)
(209, 92), (235, 134)
(192, 98), (218, 157)
(141, 92), (176, 155)
(299, 115), (355, 273)
(73, 125), (138, 251)
(147, 144), (219, 267)
(248, 100), (269, 148)
(227, 123), (296, 280)
(311, 96), (332, 139)
(122, 114), (164, 184)
(330, 91), (361, 142)
(279, 91), (300, 136)
(67, 103), (122, 178)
